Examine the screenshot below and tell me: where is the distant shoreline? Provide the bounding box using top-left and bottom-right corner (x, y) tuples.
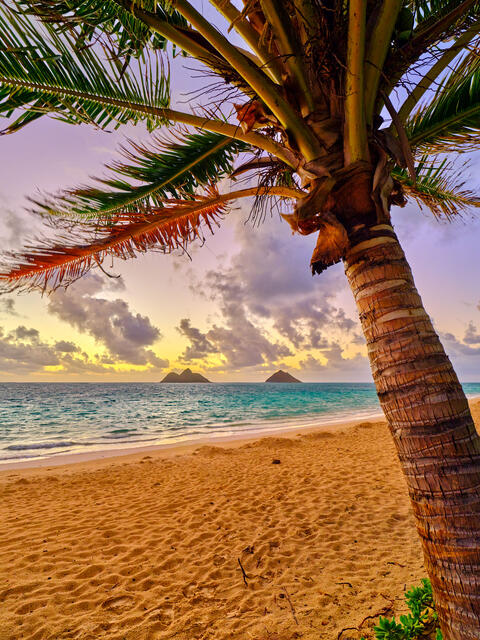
(0, 380), (378, 384)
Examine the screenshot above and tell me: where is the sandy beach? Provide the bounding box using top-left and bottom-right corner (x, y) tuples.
(4, 403), (479, 640)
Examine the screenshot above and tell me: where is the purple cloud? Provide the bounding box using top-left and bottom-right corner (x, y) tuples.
(178, 215), (359, 372)
(47, 274), (167, 367)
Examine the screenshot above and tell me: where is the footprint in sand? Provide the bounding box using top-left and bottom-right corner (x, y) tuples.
(101, 594), (135, 613)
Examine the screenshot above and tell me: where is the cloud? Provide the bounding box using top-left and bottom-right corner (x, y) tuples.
(47, 274), (167, 367)
(464, 322), (480, 345)
(0, 325), (102, 375)
(54, 340), (80, 353)
(0, 320), (167, 377)
(13, 325), (40, 341)
(178, 307), (293, 369)
(0, 326), (60, 372)
(437, 329), (480, 380)
(0, 198), (40, 249)
(0, 298), (18, 316)
(178, 215), (361, 373)
(442, 331), (480, 357)
(177, 319), (217, 360)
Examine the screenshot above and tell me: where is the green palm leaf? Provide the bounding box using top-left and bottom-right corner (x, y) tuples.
(32, 131), (248, 218)
(17, 0), (188, 58)
(0, 6), (170, 134)
(393, 155), (480, 218)
(384, 0), (480, 93)
(406, 56), (480, 153)
(408, 0), (480, 31)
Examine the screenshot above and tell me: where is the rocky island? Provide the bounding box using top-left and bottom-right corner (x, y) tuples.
(265, 370), (301, 383)
(161, 368), (211, 383)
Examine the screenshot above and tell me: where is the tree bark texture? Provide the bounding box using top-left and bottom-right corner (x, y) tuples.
(343, 222), (480, 640)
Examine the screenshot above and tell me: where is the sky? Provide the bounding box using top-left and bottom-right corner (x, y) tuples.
(1, 10), (480, 382)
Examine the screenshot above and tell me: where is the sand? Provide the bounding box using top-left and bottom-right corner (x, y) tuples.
(3, 404), (479, 640)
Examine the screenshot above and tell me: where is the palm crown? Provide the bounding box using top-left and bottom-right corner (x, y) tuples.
(0, 0), (479, 291)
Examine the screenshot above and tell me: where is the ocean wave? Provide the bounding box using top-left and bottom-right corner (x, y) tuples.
(5, 441), (82, 451)
(101, 430), (139, 439)
(0, 451), (54, 462)
(107, 428), (137, 434)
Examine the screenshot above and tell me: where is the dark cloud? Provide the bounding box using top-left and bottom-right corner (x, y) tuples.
(14, 325), (40, 341)
(0, 326), (59, 372)
(0, 200), (40, 249)
(0, 325), (98, 374)
(178, 310), (292, 368)
(47, 274), (167, 367)
(437, 329), (480, 381)
(177, 319), (217, 361)
(207, 317), (292, 368)
(0, 299), (18, 316)
(54, 340), (80, 353)
(442, 332), (480, 357)
(0, 321), (167, 377)
(297, 343), (370, 380)
(464, 322), (480, 345)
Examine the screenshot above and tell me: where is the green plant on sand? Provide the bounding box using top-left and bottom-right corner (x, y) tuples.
(1, 1), (480, 638)
(361, 579), (442, 640)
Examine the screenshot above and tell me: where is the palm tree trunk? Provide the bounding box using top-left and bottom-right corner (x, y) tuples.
(343, 221), (480, 640)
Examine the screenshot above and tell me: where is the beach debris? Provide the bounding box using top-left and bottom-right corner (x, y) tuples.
(358, 599), (394, 627)
(237, 557), (250, 587)
(282, 587), (299, 626)
(337, 627), (359, 639)
(272, 459), (281, 464)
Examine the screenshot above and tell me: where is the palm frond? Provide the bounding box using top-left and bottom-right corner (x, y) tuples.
(0, 189), (228, 293)
(408, 0), (480, 32)
(406, 56), (480, 153)
(0, 185), (303, 292)
(31, 131), (248, 218)
(392, 155), (480, 218)
(0, 6), (170, 134)
(384, 0), (480, 93)
(17, 0), (188, 58)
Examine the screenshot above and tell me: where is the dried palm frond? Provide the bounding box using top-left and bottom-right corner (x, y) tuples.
(0, 189), (229, 292)
(0, 184), (303, 292)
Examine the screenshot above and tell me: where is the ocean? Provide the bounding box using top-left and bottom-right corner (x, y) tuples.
(2, 382), (480, 465)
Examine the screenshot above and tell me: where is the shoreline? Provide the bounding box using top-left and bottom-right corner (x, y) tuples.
(0, 408), (385, 472)
(3, 393), (480, 472)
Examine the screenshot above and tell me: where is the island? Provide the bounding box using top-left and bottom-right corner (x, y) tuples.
(161, 368), (211, 383)
(265, 370), (302, 383)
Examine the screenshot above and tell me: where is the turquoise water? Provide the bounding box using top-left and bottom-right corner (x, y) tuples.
(1, 382), (480, 464)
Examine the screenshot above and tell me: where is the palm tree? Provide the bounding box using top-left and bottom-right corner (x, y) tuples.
(1, 0), (480, 636)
